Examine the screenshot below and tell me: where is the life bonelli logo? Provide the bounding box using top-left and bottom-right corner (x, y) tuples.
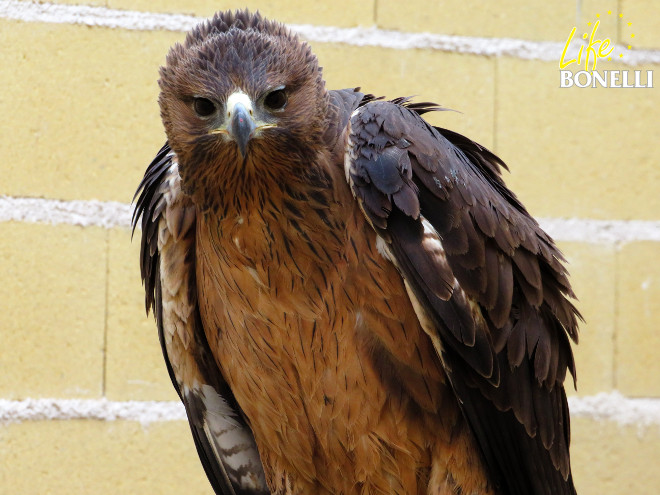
(559, 11), (653, 88)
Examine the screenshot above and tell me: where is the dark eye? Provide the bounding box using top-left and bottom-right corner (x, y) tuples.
(193, 97), (217, 117)
(264, 88), (287, 110)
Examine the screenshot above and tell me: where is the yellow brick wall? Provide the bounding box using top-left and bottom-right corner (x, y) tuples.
(1, 1), (658, 494)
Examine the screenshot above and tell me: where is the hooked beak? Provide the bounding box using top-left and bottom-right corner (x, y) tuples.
(228, 102), (255, 159)
(209, 91), (276, 159)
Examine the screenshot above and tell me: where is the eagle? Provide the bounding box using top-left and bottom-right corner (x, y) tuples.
(133, 10), (580, 495)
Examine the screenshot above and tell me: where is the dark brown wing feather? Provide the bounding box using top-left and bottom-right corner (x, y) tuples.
(345, 100), (579, 495)
(133, 144), (269, 495)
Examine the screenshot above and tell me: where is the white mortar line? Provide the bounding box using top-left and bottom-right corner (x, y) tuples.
(1, 393), (659, 428)
(2, 196), (659, 244)
(538, 217), (660, 243)
(0, 196), (133, 229)
(568, 392), (660, 429)
(0, 397), (186, 425)
(0, 0), (200, 31)
(1, 0), (659, 65)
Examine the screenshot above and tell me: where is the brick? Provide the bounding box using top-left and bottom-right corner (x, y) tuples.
(571, 418), (660, 494)
(0, 20), (179, 202)
(105, 228), (178, 401)
(313, 43), (495, 148)
(0, 420), (210, 494)
(558, 242), (616, 395)
(0, 223), (106, 398)
(620, 0), (660, 49)
(497, 57), (660, 220)
(107, 0), (375, 27)
(616, 242), (660, 395)
(377, 0), (574, 42)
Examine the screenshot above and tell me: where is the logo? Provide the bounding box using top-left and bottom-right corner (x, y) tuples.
(559, 11), (653, 88)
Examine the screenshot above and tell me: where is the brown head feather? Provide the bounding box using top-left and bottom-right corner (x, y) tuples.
(158, 9), (328, 208)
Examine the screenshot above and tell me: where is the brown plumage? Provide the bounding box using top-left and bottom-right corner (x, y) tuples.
(133, 10), (580, 495)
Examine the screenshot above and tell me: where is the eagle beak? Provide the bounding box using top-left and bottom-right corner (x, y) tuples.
(208, 91), (277, 158)
(227, 101), (256, 159)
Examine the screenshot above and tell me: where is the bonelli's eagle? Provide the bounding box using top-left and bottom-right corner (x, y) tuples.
(134, 10), (580, 495)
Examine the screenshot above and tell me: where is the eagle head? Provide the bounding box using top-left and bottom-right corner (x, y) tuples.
(158, 10), (328, 199)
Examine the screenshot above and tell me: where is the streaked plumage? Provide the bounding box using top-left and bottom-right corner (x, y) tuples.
(133, 10), (580, 495)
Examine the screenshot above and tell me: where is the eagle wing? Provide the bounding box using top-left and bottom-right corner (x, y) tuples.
(133, 144), (269, 495)
(344, 100), (579, 495)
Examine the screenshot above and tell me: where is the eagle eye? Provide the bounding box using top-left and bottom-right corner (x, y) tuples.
(193, 97), (217, 118)
(264, 88), (287, 111)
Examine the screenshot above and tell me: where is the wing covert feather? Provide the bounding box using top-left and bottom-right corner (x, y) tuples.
(344, 100), (579, 495)
(133, 144), (269, 495)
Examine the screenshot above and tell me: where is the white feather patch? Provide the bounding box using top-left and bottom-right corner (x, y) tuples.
(195, 384), (267, 490)
(375, 236), (392, 262)
(343, 120), (355, 187)
(226, 90), (253, 116)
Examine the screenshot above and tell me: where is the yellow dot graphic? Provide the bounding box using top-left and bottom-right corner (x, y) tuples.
(631, 33), (635, 38)
(583, 33), (588, 39)
(596, 13), (600, 18)
(607, 10), (612, 15)
(607, 56), (612, 61)
(627, 22), (632, 26)
(587, 22), (592, 26)
(619, 13), (624, 18)
(628, 45), (632, 49)
(619, 54), (623, 58)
